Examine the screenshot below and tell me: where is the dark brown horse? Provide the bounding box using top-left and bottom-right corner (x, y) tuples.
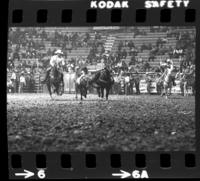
(90, 67), (114, 100)
(46, 66), (64, 99)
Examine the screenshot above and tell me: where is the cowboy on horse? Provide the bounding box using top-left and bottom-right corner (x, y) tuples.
(42, 49), (65, 97)
(159, 58), (174, 98)
(42, 49), (65, 84)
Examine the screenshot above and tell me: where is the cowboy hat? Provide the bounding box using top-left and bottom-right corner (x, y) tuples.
(166, 59), (172, 63)
(54, 49), (63, 55)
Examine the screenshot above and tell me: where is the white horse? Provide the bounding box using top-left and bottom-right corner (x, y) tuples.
(159, 61), (174, 99)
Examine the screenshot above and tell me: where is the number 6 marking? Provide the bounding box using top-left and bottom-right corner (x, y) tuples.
(37, 169), (46, 179)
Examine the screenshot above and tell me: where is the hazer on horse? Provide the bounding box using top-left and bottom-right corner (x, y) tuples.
(42, 49), (65, 98)
(158, 58), (175, 99)
(90, 64), (114, 100)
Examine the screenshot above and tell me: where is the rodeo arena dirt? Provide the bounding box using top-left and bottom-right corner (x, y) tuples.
(7, 27), (195, 152)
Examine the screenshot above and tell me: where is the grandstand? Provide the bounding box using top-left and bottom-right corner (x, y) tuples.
(7, 26), (195, 93)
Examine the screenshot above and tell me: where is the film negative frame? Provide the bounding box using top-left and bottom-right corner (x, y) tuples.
(5, 0), (200, 179)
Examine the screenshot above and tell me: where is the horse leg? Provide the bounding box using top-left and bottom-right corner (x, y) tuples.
(59, 81), (64, 96)
(161, 85), (165, 97)
(163, 83), (168, 99)
(54, 82), (59, 96)
(168, 85), (172, 96)
(75, 84), (78, 99)
(80, 88), (83, 100)
(184, 83), (187, 97)
(97, 87), (101, 98)
(165, 87), (168, 99)
(180, 83), (184, 96)
(186, 85), (189, 97)
(85, 88), (87, 98)
(106, 87), (110, 100)
(47, 82), (53, 99)
(101, 87), (104, 98)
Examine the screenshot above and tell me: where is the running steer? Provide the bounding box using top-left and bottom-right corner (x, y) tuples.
(75, 67), (90, 100)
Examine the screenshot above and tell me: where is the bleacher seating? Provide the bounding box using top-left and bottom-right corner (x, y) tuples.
(7, 27), (195, 93)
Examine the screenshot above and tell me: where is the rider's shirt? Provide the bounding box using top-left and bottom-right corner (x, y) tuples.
(50, 55), (65, 67)
(165, 64), (173, 76)
(159, 60), (174, 84)
(163, 63), (173, 81)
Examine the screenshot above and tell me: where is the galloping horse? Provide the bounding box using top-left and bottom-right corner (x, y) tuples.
(157, 71), (177, 97)
(46, 65), (64, 99)
(90, 67), (114, 100)
(158, 59), (177, 99)
(157, 68), (173, 99)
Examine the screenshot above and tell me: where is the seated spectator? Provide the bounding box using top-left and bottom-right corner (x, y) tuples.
(122, 49), (127, 59)
(118, 41), (123, 52)
(143, 61), (151, 72)
(148, 53), (155, 62)
(137, 56), (143, 64)
(129, 56), (136, 66)
(141, 43), (148, 51)
(147, 43), (152, 50)
(150, 45), (159, 55)
(129, 47), (138, 56)
(128, 40), (135, 50)
(156, 37), (168, 47)
(13, 52), (20, 60)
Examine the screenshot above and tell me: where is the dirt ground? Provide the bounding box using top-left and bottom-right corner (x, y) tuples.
(7, 93), (195, 152)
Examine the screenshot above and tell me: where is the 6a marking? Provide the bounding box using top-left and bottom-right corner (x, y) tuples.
(112, 169), (149, 179)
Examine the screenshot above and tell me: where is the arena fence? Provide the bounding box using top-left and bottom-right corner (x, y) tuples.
(7, 72), (193, 95)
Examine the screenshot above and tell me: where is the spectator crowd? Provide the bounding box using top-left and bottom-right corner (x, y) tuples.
(7, 27), (195, 93)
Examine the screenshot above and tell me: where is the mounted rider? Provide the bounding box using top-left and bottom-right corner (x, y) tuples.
(42, 49), (65, 83)
(159, 58), (175, 86)
(100, 63), (114, 83)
